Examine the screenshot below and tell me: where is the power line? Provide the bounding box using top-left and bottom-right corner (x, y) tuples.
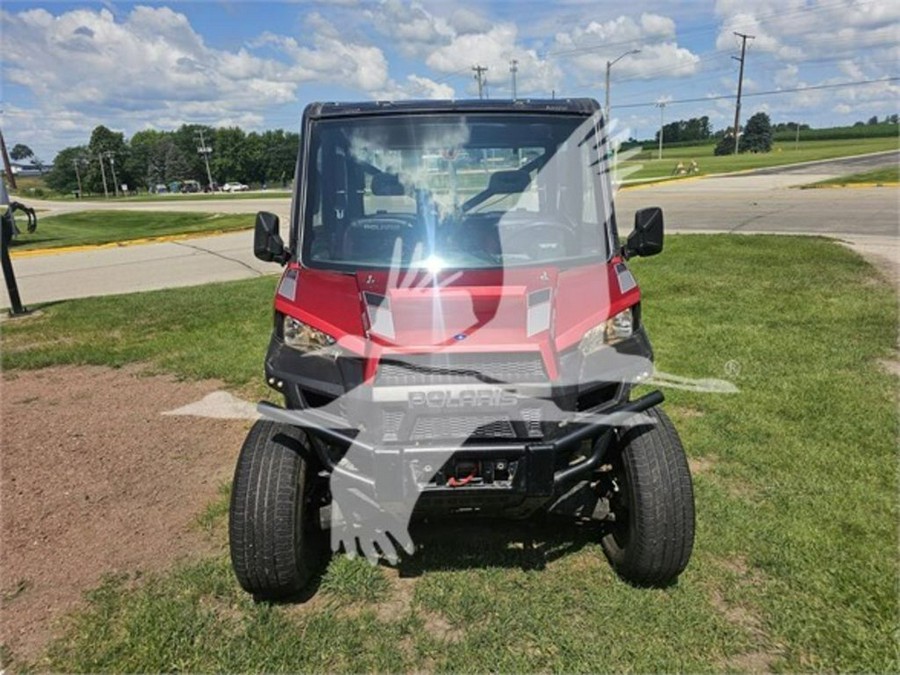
(543, 0), (876, 61)
(613, 77), (900, 110)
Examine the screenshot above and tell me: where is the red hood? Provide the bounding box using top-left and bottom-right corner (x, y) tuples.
(273, 262), (639, 361)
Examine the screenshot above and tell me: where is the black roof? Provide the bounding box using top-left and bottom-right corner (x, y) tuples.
(305, 98), (600, 119)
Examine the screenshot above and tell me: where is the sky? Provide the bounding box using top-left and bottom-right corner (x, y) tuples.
(1, 0), (898, 162)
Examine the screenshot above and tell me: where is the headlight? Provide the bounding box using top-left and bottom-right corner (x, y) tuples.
(579, 307), (634, 356)
(283, 315), (337, 352)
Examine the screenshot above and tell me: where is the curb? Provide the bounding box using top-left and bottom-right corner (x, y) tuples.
(11, 227), (253, 259)
(799, 182), (899, 190)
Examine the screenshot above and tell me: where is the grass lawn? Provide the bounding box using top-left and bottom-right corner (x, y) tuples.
(805, 165), (900, 188)
(9, 210), (256, 251)
(620, 136), (899, 181)
(2, 235), (897, 672)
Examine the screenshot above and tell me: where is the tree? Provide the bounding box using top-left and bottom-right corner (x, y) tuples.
(127, 129), (167, 190)
(171, 124), (215, 183)
(867, 115), (879, 125)
(146, 137), (191, 186)
(45, 145), (89, 193)
(654, 116), (711, 145)
(85, 125), (131, 193)
(741, 112), (773, 153)
(10, 144), (33, 161)
(714, 133), (735, 155)
(211, 126), (248, 182)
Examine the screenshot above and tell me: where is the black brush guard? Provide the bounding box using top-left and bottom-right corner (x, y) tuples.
(257, 390), (663, 509)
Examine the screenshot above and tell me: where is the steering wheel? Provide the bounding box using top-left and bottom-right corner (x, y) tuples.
(496, 212), (578, 260)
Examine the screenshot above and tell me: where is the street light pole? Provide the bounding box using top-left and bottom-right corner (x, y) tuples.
(605, 48), (641, 124)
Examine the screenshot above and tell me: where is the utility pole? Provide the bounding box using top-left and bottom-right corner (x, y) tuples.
(195, 128), (214, 188)
(98, 152), (109, 199)
(794, 122), (801, 151)
(510, 59), (518, 100)
(73, 158), (83, 196)
(731, 32), (754, 155)
(472, 65), (487, 99)
(656, 101), (666, 160)
(0, 128), (16, 191)
(106, 152), (120, 197)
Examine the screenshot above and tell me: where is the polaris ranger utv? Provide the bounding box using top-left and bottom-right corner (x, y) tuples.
(230, 98), (695, 600)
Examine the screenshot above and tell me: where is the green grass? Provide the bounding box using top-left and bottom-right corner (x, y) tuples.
(9, 210), (256, 251)
(806, 165), (900, 188)
(2, 235), (897, 672)
(6, 175), (67, 200)
(620, 136), (899, 181)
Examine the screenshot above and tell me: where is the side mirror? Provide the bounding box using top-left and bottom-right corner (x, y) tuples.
(254, 211), (289, 264)
(624, 207), (664, 258)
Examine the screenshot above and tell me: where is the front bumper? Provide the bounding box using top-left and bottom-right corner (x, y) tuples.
(258, 390), (662, 517)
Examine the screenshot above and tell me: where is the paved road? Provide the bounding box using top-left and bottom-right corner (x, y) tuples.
(3, 154), (897, 308)
(739, 149), (898, 176)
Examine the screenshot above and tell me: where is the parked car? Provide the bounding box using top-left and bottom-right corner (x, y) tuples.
(152, 183), (168, 194)
(222, 181), (250, 192)
(182, 179), (202, 193)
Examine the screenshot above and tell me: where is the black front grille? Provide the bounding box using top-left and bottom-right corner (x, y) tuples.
(376, 352), (546, 386)
(410, 415), (516, 441)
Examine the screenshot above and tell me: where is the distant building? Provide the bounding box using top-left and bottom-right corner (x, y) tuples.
(3, 162), (52, 177)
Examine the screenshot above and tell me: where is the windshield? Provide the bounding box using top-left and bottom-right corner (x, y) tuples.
(301, 112), (615, 271)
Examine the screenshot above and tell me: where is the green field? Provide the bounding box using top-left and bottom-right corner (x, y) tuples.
(9, 210), (255, 251)
(619, 137), (899, 182)
(2, 234), (897, 672)
(806, 165), (900, 188)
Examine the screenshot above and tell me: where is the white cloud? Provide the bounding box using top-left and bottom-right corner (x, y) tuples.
(774, 64), (799, 88)
(552, 14), (700, 84)
(374, 74), (456, 100)
(714, 0), (900, 61)
(0, 5), (398, 157)
(366, 0), (455, 57)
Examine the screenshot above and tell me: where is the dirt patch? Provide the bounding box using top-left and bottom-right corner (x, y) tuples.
(688, 455), (716, 477)
(711, 555), (783, 672)
(877, 359), (900, 377)
(420, 609), (463, 643)
(374, 571), (415, 623)
(670, 404), (705, 419)
(0, 365), (250, 662)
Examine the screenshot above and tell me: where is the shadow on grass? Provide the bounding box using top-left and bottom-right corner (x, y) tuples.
(398, 516), (601, 577)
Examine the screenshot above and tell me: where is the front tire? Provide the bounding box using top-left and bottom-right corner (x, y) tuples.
(601, 406), (695, 586)
(229, 420), (324, 600)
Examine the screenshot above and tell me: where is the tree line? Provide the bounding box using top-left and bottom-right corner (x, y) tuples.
(44, 124), (300, 195)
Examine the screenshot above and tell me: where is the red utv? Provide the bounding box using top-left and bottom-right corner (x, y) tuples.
(229, 99), (694, 600)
